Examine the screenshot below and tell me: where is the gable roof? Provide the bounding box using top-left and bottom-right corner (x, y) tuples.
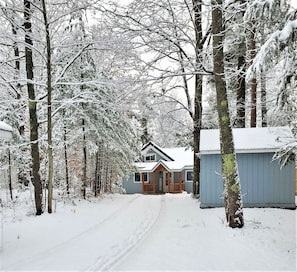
(200, 126), (294, 154)
(141, 141), (174, 161)
(137, 141), (193, 172)
(0, 121), (13, 140)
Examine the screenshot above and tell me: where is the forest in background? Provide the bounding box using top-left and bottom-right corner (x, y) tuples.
(0, 0), (296, 226)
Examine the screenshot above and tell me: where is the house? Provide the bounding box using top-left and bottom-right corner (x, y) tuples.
(122, 141), (193, 194)
(0, 121), (13, 140)
(200, 126), (296, 209)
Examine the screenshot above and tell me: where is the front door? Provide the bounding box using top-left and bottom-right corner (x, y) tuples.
(157, 171), (163, 193)
(163, 171), (169, 193)
(156, 171), (169, 193)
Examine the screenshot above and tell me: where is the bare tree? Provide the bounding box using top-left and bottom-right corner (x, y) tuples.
(40, 0), (54, 213)
(24, 0), (43, 215)
(192, 0), (203, 198)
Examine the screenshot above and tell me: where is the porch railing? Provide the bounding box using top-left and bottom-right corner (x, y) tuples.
(143, 183), (154, 193)
(170, 182), (183, 193)
(142, 182), (183, 194)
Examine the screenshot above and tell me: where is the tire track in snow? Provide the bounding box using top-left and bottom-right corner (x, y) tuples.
(2, 194), (140, 270)
(85, 195), (164, 271)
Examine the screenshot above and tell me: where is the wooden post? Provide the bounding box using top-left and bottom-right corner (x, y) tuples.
(179, 172), (183, 193)
(168, 172), (171, 193)
(142, 173), (144, 194)
(153, 172), (156, 193)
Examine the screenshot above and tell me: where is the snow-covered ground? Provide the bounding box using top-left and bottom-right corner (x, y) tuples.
(0, 191), (296, 271)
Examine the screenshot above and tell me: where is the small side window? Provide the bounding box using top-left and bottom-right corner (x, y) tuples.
(186, 171), (193, 182)
(134, 173), (141, 183)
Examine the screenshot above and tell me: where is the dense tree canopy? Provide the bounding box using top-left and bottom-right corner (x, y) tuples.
(0, 0), (296, 219)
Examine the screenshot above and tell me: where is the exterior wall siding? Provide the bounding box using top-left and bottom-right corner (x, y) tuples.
(141, 148), (166, 162)
(123, 170), (191, 194)
(122, 175), (142, 194)
(183, 169), (192, 193)
(200, 153), (296, 209)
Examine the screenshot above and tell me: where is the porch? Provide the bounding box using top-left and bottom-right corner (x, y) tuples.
(141, 165), (184, 194)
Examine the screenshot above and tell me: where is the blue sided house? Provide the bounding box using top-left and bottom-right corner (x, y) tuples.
(200, 126), (296, 209)
(122, 141), (193, 194)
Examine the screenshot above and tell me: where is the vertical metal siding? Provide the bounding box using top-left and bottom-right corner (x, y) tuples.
(201, 152), (296, 208)
(295, 164), (297, 195)
(200, 154), (223, 207)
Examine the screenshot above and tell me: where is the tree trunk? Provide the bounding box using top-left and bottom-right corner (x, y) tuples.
(11, 9), (21, 101)
(261, 72), (267, 127)
(235, 49), (246, 128)
(234, 0), (246, 128)
(94, 148), (99, 197)
(24, 0), (43, 215)
(250, 28), (257, 128)
(41, 0), (53, 214)
(8, 149), (13, 201)
(82, 118), (87, 199)
(98, 143), (103, 193)
(63, 119), (70, 195)
(192, 0), (203, 198)
(211, 0), (244, 228)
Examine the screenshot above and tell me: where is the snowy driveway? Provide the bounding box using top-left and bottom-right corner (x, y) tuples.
(1, 193), (296, 271)
(1, 194), (163, 271)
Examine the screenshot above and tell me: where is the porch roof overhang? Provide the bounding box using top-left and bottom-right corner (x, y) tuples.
(135, 160), (192, 173)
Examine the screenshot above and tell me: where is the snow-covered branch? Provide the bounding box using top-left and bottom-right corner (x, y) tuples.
(247, 19), (297, 79)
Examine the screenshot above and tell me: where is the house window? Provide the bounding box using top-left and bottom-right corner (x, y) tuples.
(143, 172), (149, 183)
(186, 170), (193, 182)
(145, 154), (156, 162)
(134, 172), (150, 183)
(134, 173), (141, 183)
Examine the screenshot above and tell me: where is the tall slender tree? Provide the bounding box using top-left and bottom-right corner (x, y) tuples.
(40, 0), (54, 213)
(192, 0), (203, 198)
(24, 0), (43, 215)
(211, 0), (244, 228)
(249, 27), (257, 127)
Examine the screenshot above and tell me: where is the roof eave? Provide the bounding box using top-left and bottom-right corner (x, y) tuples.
(141, 141), (174, 161)
(200, 148), (279, 155)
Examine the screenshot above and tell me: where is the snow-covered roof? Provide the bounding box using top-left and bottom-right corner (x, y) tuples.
(200, 126), (294, 154)
(160, 147), (193, 166)
(0, 121), (13, 140)
(136, 143), (193, 172)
